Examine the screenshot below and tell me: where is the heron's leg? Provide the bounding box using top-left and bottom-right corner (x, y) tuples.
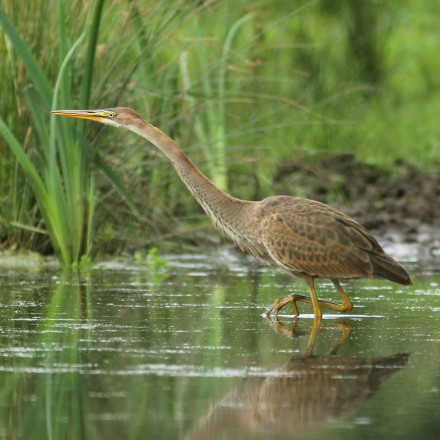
(330, 279), (353, 312)
(304, 276), (323, 318)
(264, 277), (322, 318)
(293, 279), (353, 313)
(264, 279), (353, 318)
(297, 278), (353, 316)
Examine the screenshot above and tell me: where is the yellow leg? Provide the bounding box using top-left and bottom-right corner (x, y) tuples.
(264, 278), (353, 318)
(331, 279), (353, 312)
(305, 277), (322, 318)
(264, 276), (322, 318)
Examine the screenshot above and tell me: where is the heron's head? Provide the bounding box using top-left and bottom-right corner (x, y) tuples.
(51, 107), (144, 129)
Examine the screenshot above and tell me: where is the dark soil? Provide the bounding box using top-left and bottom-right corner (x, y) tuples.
(272, 153), (440, 257)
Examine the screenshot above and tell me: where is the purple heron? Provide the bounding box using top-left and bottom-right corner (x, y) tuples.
(52, 107), (411, 318)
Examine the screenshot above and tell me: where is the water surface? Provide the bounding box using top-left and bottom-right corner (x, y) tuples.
(0, 249), (439, 439)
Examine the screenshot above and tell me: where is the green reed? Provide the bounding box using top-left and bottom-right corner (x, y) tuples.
(0, 2), (104, 264)
(2, 1), (439, 258)
(179, 13), (254, 192)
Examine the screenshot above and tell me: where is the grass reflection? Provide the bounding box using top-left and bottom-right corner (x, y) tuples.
(0, 271), (88, 439)
(41, 272), (89, 440)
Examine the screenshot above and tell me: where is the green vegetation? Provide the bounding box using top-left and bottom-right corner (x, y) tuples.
(0, 4), (96, 265)
(1, 0), (439, 262)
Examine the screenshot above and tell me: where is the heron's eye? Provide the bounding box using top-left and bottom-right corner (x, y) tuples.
(103, 110), (116, 118)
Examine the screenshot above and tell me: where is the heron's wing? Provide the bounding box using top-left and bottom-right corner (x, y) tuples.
(259, 200), (378, 279)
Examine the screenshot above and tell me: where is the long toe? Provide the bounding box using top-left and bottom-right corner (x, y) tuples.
(264, 297), (284, 317)
(265, 295), (301, 318)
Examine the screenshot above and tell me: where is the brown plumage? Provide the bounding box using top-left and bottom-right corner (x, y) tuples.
(258, 196), (410, 282)
(52, 107), (412, 317)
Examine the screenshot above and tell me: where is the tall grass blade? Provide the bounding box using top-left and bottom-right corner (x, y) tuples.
(180, 13), (254, 191)
(0, 6), (52, 107)
(79, 0), (105, 110)
(0, 118), (47, 202)
(49, 34), (88, 263)
(216, 13), (254, 190)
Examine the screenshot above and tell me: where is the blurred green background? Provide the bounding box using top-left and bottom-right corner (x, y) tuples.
(1, 0), (439, 263)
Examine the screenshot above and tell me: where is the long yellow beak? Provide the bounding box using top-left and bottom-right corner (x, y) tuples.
(51, 109), (108, 122)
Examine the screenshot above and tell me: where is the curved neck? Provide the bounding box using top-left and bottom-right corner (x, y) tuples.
(127, 118), (270, 262)
(129, 120), (248, 232)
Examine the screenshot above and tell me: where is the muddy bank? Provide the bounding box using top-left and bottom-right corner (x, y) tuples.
(273, 153), (440, 259)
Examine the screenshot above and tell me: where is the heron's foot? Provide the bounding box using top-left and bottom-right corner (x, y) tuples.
(264, 290), (353, 319)
(264, 294), (309, 319)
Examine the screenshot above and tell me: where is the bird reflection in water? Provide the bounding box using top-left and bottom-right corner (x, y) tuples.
(183, 319), (409, 440)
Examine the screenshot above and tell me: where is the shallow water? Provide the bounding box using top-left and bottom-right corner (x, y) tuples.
(0, 248), (439, 439)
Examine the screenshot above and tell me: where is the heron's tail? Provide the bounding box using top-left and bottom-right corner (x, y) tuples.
(370, 253), (412, 285)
